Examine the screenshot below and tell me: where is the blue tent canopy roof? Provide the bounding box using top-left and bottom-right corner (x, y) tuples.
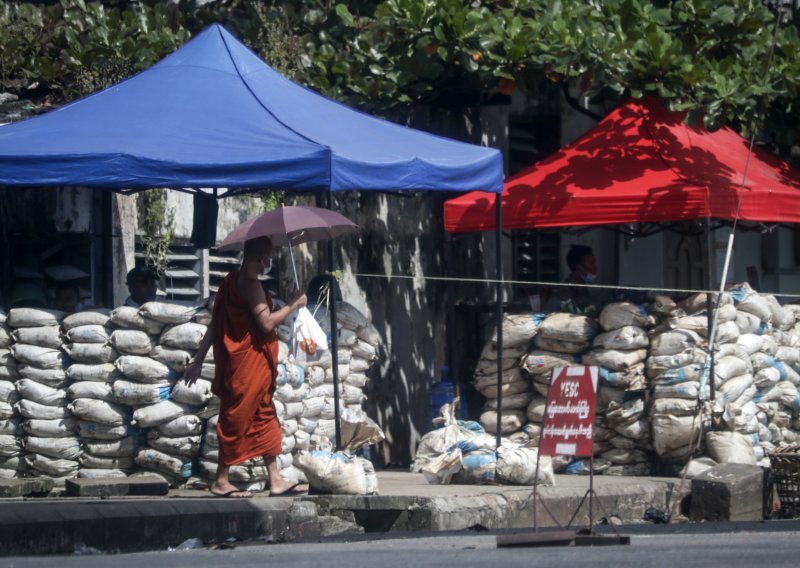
(0, 23), (503, 195)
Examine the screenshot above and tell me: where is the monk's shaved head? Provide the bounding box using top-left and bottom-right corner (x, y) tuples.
(243, 236), (273, 261)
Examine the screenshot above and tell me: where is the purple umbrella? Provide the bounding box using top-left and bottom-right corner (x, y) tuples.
(217, 205), (358, 287)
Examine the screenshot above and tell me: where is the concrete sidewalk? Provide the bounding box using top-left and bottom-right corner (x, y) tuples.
(0, 471), (686, 555)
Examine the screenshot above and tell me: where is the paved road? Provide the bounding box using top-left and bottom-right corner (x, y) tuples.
(4, 525), (798, 568)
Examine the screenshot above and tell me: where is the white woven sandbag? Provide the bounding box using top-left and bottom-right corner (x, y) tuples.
(599, 302), (651, 331)
(16, 379), (68, 406)
(61, 310), (110, 331)
(319, 397), (346, 421)
(76, 421), (130, 440)
(0, 364), (20, 381)
(65, 324), (110, 344)
(132, 400), (192, 428)
(333, 302), (369, 331)
(356, 321), (381, 346)
(86, 437), (143, 457)
(651, 414), (702, 456)
(670, 315), (709, 336)
(111, 379), (172, 406)
(598, 365), (647, 390)
(157, 415), (203, 437)
(534, 335), (589, 354)
(705, 431), (757, 465)
(293, 346), (332, 370)
(335, 328), (358, 348)
(613, 418), (650, 440)
(654, 382), (704, 400)
(479, 341), (527, 361)
(344, 373), (367, 389)
(737, 294), (772, 323)
(650, 329), (704, 357)
(138, 301), (195, 325)
(24, 436), (82, 460)
(540, 313), (600, 343)
(298, 416), (318, 434)
(23, 417), (77, 438)
(11, 326), (62, 349)
(314, 384), (364, 405)
(324, 365), (351, 382)
(301, 396), (325, 418)
(0, 435), (22, 457)
(601, 448), (649, 465)
(10, 344), (67, 369)
(159, 322), (207, 350)
(66, 363), (120, 383)
(0, 325), (9, 349)
(645, 349), (706, 378)
(351, 339), (378, 361)
(109, 329), (156, 355)
(496, 446), (555, 486)
(170, 379), (213, 406)
(716, 320), (741, 344)
(736, 334), (764, 355)
(25, 453), (78, 477)
(63, 343), (118, 364)
(109, 306), (163, 334)
(717, 374), (754, 404)
(0, 348), (11, 366)
(149, 346), (192, 372)
(650, 397), (698, 416)
(147, 431), (201, 458)
(66, 381), (114, 401)
(476, 377), (529, 400)
(582, 348), (647, 371)
(735, 310), (764, 334)
(592, 326), (649, 350)
(521, 350), (578, 375)
(490, 313), (541, 348)
(15, 399), (69, 420)
(765, 295), (796, 331)
(7, 307), (63, 328)
(605, 398), (645, 426)
(78, 469), (129, 479)
(525, 397), (548, 423)
(115, 355), (179, 383)
(281, 435), (297, 454)
(68, 398), (129, 426)
(281, 418), (299, 437)
(714, 356), (751, 384)
(0, 381), (18, 404)
(296, 450), (368, 494)
(775, 346), (800, 367)
(0, 401), (15, 420)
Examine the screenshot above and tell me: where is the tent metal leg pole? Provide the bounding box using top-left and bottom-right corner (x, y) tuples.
(495, 193), (504, 450)
(705, 218), (715, 401)
(326, 190), (342, 451)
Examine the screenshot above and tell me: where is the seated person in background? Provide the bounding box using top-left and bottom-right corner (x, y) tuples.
(125, 265), (158, 308)
(53, 283), (93, 313)
(553, 245), (605, 316)
(306, 274), (342, 307)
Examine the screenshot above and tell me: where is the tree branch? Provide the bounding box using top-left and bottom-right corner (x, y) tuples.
(561, 83), (603, 121)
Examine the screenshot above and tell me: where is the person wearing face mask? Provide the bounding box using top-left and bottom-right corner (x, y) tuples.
(183, 236), (307, 498)
(553, 245), (604, 316)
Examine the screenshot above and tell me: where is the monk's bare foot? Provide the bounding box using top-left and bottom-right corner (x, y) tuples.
(211, 481), (252, 498)
(269, 479), (307, 497)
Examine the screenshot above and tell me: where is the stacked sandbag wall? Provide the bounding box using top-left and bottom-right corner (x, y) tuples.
(1, 300), (382, 489)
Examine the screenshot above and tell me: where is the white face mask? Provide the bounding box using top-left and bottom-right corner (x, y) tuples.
(263, 258), (273, 275)
(584, 272), (597, 283)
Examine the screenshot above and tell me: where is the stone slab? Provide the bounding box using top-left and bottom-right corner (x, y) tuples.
(65, 476), (169, 497)
(690, 463), (765, 522)
(0, 477), (54, 498)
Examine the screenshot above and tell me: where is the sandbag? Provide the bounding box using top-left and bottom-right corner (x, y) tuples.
(16, 379), (67, 406)
(15, 399), (69, 420)
(62, 343), (118, 365)
(651, 414), (702, 457)
(7, 307), (63, 328)
(112, 379), (171, 406)
(76, 421), (132, 440)
(159, 322), (207, 350)
(131, 400), (192, 428)
(598, 366), (647, 390)
(170, 379), (213, 406)
(25, 453), (78, 477)
(650, 329), (704, 357)
(521, 350), (578, 375)
(735, 310), (764, 335)
(65, 325), (110, 344)
(61, 311), (110, 331)
(539, 313), (600, 343)
(66, 363), (120, 383)
(496, 446), (555, 486)
(483, 391), (534, 411)
(295, 450), (369, 494)
(149, 346), (192, 372)
(582, 348), (647, 371)
(11, 327), (62, 349)
(490, 313), (541, 348)
(109, 329), (156, 355)
(87, 437), (143, 457)
(24, 435), (82, 460)
(156, 414), (203, 437)
(705, 431), (757, 465)
(10, 344), (67, 369)
(147, 431), (201, 458)
(533, 335), (589, 354)
(135, 447), (193, 478)
(592, 326), (649, 350)
(109, 306), (164, 334)
(479, 410), (525, 434)
(23, 417), (76, 438)
(599, 302), (652, 331)
(115, 355), (179, 383)
(138, 301), (195, 324)
(69, 398), (129, 425)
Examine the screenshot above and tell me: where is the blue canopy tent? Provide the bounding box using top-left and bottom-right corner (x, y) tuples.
(0, 23), (507, 448)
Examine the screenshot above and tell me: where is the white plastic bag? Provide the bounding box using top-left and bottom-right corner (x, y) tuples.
(293, 307), (329, 356)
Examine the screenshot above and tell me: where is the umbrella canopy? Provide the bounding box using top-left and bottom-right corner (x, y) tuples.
(0, 23), (503, 195)
(217, 206), (358, 251)
(444, 97), (800, 232)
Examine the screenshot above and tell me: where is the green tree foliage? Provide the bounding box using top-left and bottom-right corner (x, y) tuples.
(1, 0), (799, 146)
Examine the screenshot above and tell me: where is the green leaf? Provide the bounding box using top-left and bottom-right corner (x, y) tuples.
(336, 4), (355, 27)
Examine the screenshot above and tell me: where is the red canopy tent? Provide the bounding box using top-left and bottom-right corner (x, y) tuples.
(444, 97), (800, 232)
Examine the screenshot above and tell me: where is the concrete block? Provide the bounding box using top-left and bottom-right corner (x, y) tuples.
(65, 476), (169, 497)
(0, 478), (54, 498)
(690, 463), (764, 522)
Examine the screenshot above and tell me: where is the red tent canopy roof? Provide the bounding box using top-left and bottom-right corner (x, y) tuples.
(444, 97), (800, 232)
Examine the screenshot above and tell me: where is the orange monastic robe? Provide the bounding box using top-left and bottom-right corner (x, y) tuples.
(211, 270), (281, 466)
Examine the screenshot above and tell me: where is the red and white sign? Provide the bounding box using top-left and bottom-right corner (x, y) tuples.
(539, 366), (598, 457)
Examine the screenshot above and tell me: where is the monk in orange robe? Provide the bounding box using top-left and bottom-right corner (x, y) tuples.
(184, 236), (307, 498)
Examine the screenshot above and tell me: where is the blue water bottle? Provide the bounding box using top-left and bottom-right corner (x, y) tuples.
(429, 365), (455, 425)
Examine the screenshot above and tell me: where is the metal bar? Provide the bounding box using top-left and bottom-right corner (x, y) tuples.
(326, 191), (342, 450)
(705, 219), (716, 401)
(495, 193), (504, 449)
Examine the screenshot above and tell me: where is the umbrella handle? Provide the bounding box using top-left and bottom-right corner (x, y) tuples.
(288, 244), (300, 291)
